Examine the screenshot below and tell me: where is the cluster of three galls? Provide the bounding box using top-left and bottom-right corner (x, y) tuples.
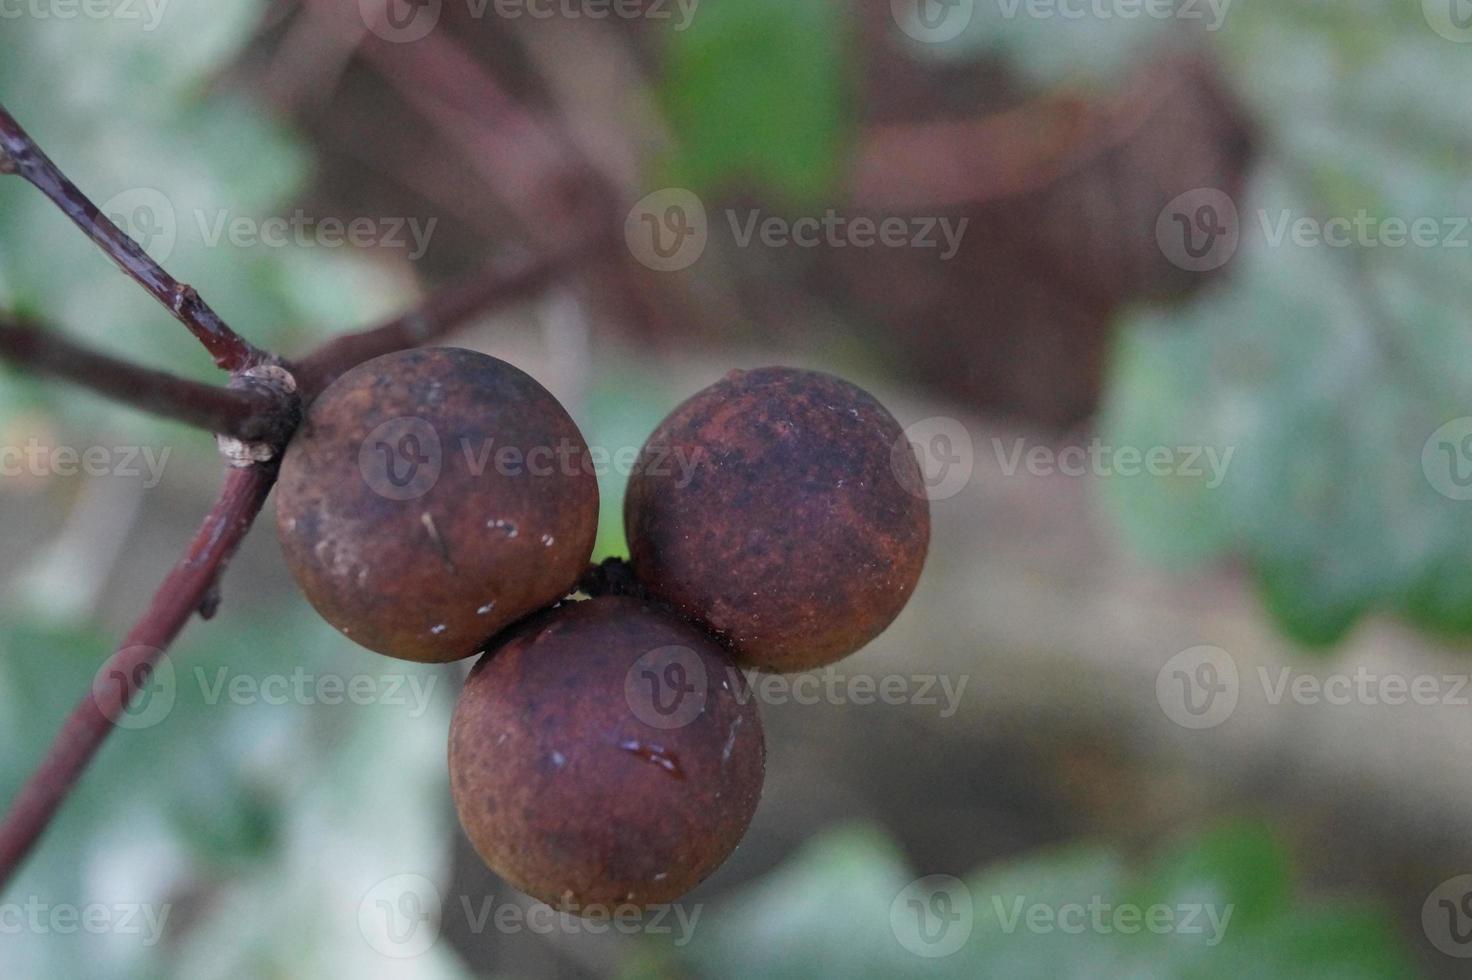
(273, 347), (930, 912)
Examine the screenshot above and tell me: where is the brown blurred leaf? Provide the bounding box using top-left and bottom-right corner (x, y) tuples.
(820, 53), (1256, 428)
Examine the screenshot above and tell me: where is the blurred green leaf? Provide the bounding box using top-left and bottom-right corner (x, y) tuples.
(1087, 0), (1472, 647)
(1132, 823), (1291, 933)
(654, 825), (929, 980)
(657, 0), (850, 204)
(581, 365), (705, 562)
(0, 605), (469, 979)
(653, 820), (1416, 979)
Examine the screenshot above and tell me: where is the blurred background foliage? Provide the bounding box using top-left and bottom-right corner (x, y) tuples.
(633, 821), (1416, 980)
(1, 0), (1470, 977)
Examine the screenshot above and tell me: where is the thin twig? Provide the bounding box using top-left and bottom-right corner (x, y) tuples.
(0, 318), (287, 441)
(0, 71), (596, 891)
(0, 242), (587, 888)
(0, 101), (263, 372)
(849, 56), (1208, 210)
(293, 243), (601, 400)
(357, 32), (605, 252)
(0, 464), (276, 887)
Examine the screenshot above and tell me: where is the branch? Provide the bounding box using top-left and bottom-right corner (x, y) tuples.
(849, 58), (1198, 210)
(0, 463), (276, 889)
(0, 318), (289, 441)
(0, 158), (592, 891)
(358, 32), (580, 248)
(0, 242), (586, 889)
(293, 243), (599, 400)
(0, 101), (262, 372)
